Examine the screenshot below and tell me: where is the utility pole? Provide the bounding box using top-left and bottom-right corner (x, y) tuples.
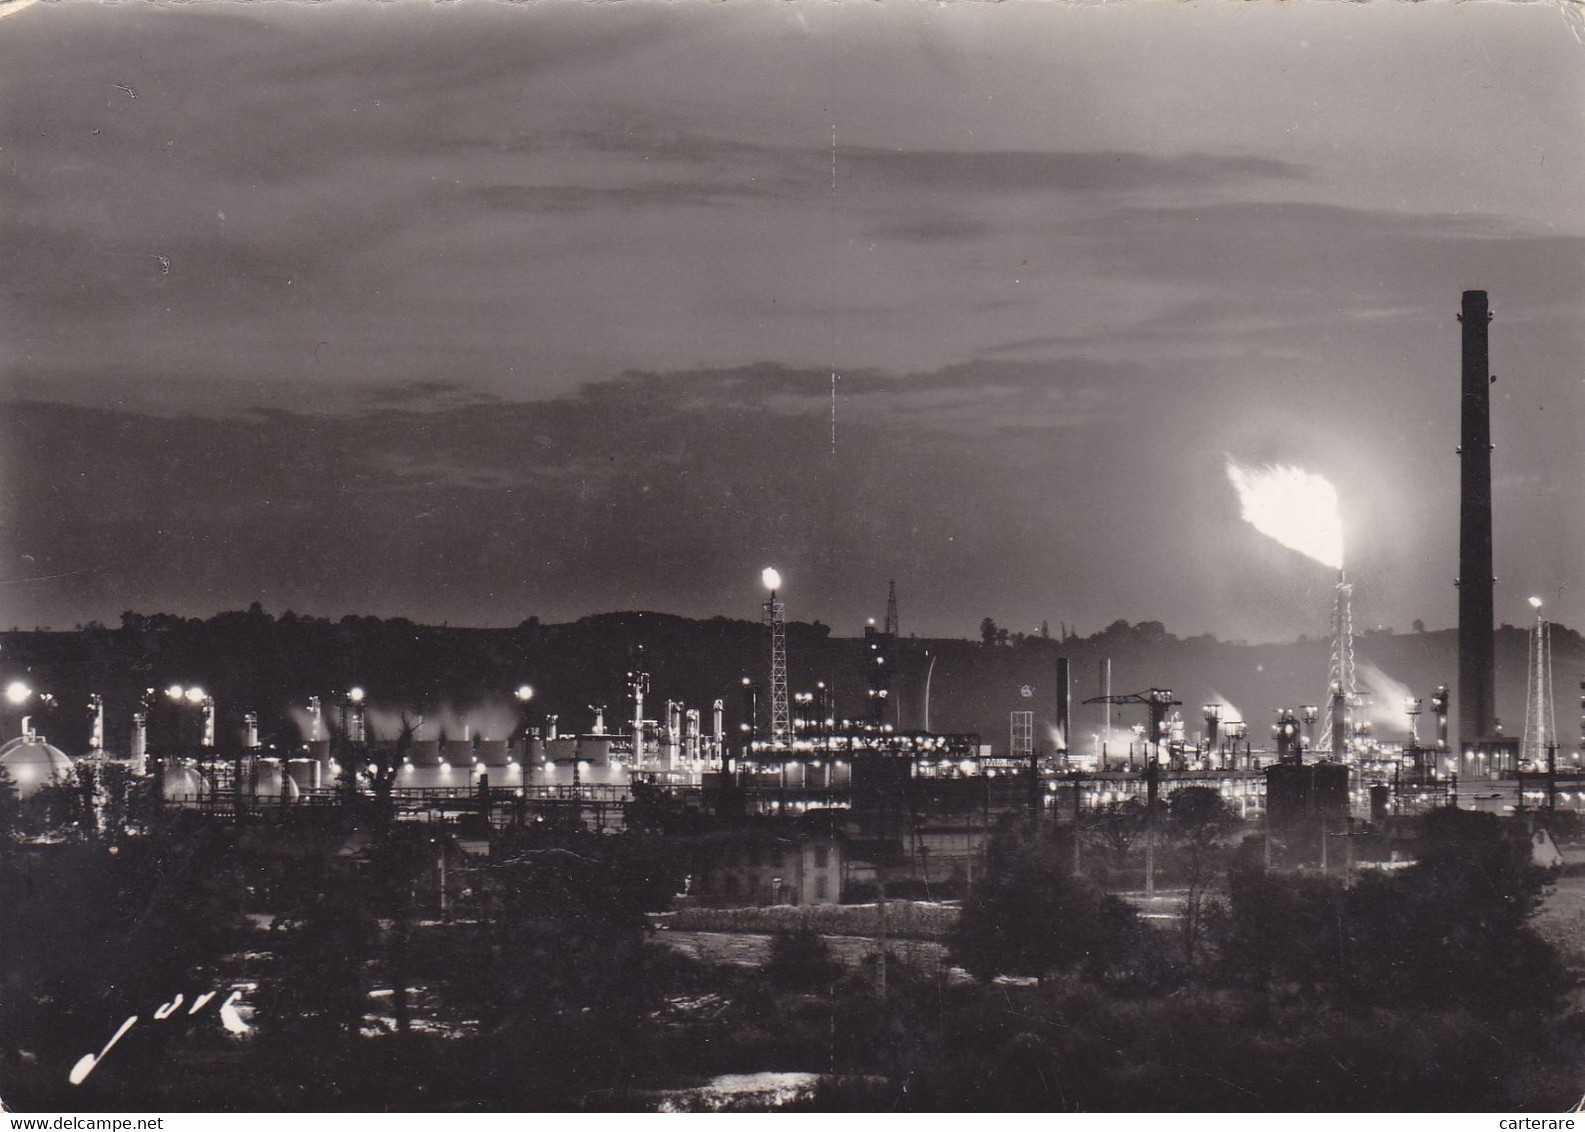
(875, 880), (888, 1002)
(1072, 772), (1083, 877)
(1144, 757), (1160, 899)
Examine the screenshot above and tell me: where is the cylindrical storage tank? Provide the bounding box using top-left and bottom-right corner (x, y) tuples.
(582, 760), (630, 787)
(401, 764), (447, 789)
(547, 737), (580, 763)
(408, 740), (442, 767)
(369, 739), (401, 766)
(577, 736), (613, 766)
(442, 739), (474, 767)
(477, 739), (510, 767)
(285, 758), (320, 792)
(252, 761), (301, 800)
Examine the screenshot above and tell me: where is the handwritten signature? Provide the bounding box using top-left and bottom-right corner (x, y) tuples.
(69, 989), (252, 1086)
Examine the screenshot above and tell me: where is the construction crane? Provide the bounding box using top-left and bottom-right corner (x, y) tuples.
(1080, 687), (1180, 901)
(1081, 688), (1181, 767)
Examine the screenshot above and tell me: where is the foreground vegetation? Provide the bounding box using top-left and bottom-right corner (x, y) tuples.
(2, 767), (1581, 1111)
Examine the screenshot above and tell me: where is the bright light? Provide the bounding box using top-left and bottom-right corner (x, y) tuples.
(516, 684), (534, 702)
(1225, 459), (1344, 570)
(185, 686), (206, 704)
(4, 681), (30, 706)
(348, 687), (365, 703)
(1529, 596), (1544, 609)
(166, 684), (185, 701)
(761, 567), (781, 591)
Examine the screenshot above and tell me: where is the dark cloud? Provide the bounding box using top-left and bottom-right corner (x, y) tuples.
(841, 148), (1307, 196)
(471, 180), (773, 215)
(2, 0), (1582, 643)
(863, 214), (995, 243)
(0, 354), (1157, 632)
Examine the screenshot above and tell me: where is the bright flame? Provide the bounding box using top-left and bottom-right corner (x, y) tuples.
(1225, 459), (1344, 570)
(4, 681), (30, 706)
(1529, 595), (1544, 610)
(761, 567), (781, 591)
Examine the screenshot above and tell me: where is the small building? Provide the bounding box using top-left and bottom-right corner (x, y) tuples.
(688, 831), (843, 907)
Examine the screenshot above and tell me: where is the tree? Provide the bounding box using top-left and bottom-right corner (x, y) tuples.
(1342, 807), (1567, 1015)
(0, 765), (20, 839)
(952, 823), (1137, 982)
(1217, 808), (1569, 1018)
(1082, 799), (1147, 876)
(1163, 787), (1239, 962)
(979, 618), (998, 646)
(766, 925), (842, 993)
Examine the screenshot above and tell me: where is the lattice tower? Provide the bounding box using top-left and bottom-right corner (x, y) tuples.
(764, 593), (789, 746)
(1522, 611), (1558, 764)
(1317, 571), (1356, 758)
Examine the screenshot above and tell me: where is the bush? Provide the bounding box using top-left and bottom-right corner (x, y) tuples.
(766, 926), (843, 993)
(950, 822), (1138, 982)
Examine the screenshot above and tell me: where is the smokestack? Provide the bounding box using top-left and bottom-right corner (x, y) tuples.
(1055, 657), (1071, 755)
(131, 712), (148, 769)
(89, 693), (104, 753)
(1458, 289), (1496, 749)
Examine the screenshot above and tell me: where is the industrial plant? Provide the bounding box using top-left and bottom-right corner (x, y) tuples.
(6, 288), (1584, 1117)
(3, 291), (1579, 900)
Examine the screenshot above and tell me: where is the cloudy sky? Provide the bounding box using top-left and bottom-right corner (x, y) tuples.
(3, 0), (1583, 640)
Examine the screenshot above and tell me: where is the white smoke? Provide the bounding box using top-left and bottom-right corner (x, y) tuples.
(1356, 661), (1415, 734)
(1206, 691), (1244, 726)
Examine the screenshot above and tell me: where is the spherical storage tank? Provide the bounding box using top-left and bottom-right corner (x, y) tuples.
(161, 761), (209, 800)
(0, 735), (73, 799)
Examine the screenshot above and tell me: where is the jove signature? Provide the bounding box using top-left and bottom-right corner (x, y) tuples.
(69, 989), (252, 1086)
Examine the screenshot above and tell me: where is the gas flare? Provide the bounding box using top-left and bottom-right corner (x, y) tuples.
(1225, 459), (1344, 571)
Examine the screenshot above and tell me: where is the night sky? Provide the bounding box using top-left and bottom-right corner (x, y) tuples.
(3, 1), (1582, 641)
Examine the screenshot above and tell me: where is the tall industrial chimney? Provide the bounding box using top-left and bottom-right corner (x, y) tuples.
(1055, 657), (1071, 757)
(1457, 289), (1496, 750)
